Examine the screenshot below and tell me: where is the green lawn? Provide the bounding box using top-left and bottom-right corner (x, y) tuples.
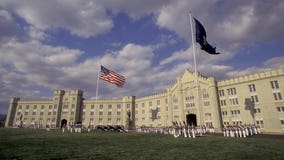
(0, 128), (284, 160)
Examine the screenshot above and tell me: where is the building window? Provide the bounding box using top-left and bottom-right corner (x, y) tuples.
(18, 105), (22, 109)
(90, 112), (94, 115)
(280, 120), (284, 125)
(26, 105), (29, 109)
(142, 103), (144, 107)
(220, 100), (226, 107)
(205, 113), (212, 121)
(270, 80), (279, 89)
(117, 104), (121, 109)
(222, 111), (228, 116)
(91, 105), (95, 109)
(49, 105), (52, 109)
(149, 101), (152, 107)
(108, 104), (112, 109)
(248, 84), (256, 92)
(108, 112), (112, 115)
(229, 98), (239, 106)
(276, 107), (284, 112)
(48, 112), (51, 115)
(174, 115), (179, 119)
(72, 104), (75, 109)
(157, 100), (160, 105)
(173, 95), (178, 103)
(227, 88), (237, 95)
(204, 101), (210, 106)
(32, 112), (36, 115)
(203, 91), (209, 99)
(33, 105), (37, 109)
(53, 111), (56, 115)
(117, 111), (121, 115)
(99, 112), (103, 115)
(254, 108), (261, 113)
(100, 105), (103, 109)
(41, 105), (45, 109)
(218, 90), (225, 97)
(165, 98), (168, 104)
(231, 110), (240, 116)
(251, 95), (259, 103)
(273, 92), (283, 101)
(40, 112), (44, 116)
(256, 120), (264, 128)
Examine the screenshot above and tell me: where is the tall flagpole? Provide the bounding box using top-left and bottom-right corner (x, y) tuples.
(94, 64), (100, 126)
(189, 11), (203, 127)
(95, 65), (100, 105)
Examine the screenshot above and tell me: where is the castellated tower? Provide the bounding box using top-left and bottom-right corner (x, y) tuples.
(5, 97), (20, 127)
(58, 89), (83, 127)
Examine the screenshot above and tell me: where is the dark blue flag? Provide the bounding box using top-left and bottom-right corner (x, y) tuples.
(194, 18), (220, 54)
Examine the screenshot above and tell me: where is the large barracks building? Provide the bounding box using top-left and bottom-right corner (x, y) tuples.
(5, 68), (284, 133)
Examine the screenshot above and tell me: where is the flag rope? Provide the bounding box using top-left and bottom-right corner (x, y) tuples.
(189, 11), (203, 127)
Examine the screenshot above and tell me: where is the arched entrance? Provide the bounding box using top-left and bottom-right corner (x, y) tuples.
(61, 119), (67, 128)
(186, 114), (197, 126)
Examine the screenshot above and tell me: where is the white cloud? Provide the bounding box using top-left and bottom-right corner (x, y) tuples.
(226, 67), (270, 78)
(264, 57), (284, 69)
(97, 0), (171, 19)
(1, 0), (113, 38)
(160, 48), (190, 65)
(0, 9), (19, 42)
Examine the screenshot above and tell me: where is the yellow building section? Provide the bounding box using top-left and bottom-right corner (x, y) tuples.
(5, 69), (284, 133)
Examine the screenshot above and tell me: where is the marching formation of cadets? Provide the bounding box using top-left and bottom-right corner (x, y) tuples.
(222, 124), (261, 138)
(136, 121), (215, 138)
(48, 121), (261, 138)
(56, 124), (127, 133)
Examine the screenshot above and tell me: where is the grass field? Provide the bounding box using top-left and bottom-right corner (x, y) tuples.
(0, 128), (284, 160)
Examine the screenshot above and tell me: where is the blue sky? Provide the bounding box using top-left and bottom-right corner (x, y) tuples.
(0, 0), (284, 114)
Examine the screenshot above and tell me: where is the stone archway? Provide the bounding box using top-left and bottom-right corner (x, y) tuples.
(61, 119), (67, 128)
(186, 114), (197, 126)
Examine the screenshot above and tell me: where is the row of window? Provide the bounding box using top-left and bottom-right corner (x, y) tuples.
(82, 111), (122, 116)
(222, 110), (240, 116)
(19, 103), (133, 111)
(84, 104), (123, 109)
(139, 99), (167, 108)
(18, 104), (57, 110)
(219, 80), (281, 97)
(83, 118), (121, 122)
(222, 109), (262, 116)
(220, 92), (282, 107)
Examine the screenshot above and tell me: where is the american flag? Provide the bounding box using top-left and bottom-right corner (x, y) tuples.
(100, 65), (125, 87)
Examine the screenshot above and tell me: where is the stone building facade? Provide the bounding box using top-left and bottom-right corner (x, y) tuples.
(5, 69), (284, 133)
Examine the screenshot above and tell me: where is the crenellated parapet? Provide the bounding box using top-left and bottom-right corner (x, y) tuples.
(218, 68), (284, 87)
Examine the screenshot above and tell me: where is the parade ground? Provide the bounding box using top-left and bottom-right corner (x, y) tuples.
(1, 128), (284, 160)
